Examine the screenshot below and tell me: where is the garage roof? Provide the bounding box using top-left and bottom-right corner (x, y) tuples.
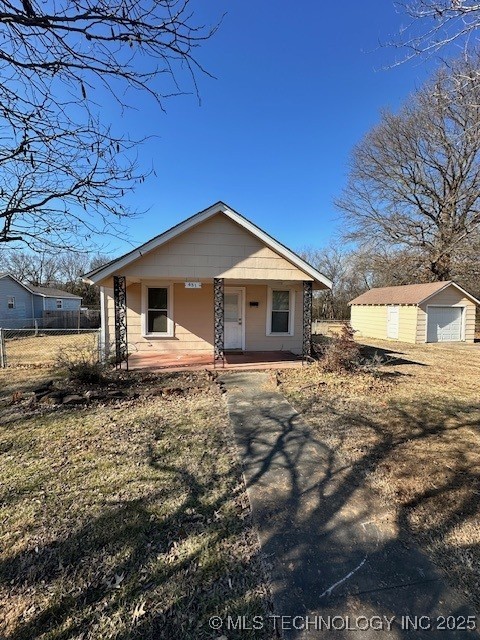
(349, 281), (480, 306)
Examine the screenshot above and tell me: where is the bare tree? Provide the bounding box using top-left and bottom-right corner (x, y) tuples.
(299, 245), (369, 319)
(0, 0), (218, 250)
(393, 0), (480, 59)
(0, 249), (60, 285)
(336, 56), (480, 281)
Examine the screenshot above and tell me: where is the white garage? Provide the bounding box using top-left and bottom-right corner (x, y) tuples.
(349, 281), (479, 344)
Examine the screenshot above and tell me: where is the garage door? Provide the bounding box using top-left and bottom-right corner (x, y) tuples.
(426, 307), (463, 342)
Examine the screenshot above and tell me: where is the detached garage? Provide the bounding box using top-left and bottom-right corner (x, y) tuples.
(349, 281), (479, 344)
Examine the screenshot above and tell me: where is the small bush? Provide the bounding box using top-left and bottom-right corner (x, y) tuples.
(56, 338), (107, 384)
(64, 360), (106, 384)
(317, 323), (361, 373)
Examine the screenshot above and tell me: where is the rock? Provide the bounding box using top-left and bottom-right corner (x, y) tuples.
(161, 387), (185, 397)
(62, 394), (86, 405)
(33, 380), (55, 397)
(84, 390), (105, 400)
(106, 390), (127, 398)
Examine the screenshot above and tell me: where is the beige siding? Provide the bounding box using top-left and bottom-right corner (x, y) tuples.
(350, 305), (417, 343)
(118, 214), (312, 281)
(107, 282), (304, 355)
(350, 305), (388, 340)
(397, 306), (418, 343)
(107, 282), (214, 355)
(417, 285), (477, 343)
(244, 284), (303, 354)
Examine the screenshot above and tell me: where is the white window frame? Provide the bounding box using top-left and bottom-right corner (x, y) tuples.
(7, 296), (15, 309)
(141, 283), (174, 337)
(56, 299), (63, 309)
(266, 287), (295, 336)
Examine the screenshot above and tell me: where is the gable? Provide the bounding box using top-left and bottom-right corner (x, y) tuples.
(85, 202), (332, 288)
(0, 275), (33, 317)
(420, 283), (477, 308)
(0, 273), (32, 295)
(111, 214), (316, 282)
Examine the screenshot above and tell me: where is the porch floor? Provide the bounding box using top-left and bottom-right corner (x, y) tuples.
(125, 350), (304, 371)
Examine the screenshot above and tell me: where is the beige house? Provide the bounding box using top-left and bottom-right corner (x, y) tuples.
(349, 281), (479, 344)
(84, 202), (331, 364)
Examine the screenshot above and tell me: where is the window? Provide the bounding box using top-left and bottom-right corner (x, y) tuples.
(267, 288), (294, 335)
(7, 296), (15, 309)
(56, 299), (63, 309)
(143, 285), (174, 336)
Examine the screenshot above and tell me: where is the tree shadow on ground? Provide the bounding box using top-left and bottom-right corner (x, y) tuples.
(0, 383), (274, 640)
(358, 344), (428, 367)
(233, 391), (480, 638)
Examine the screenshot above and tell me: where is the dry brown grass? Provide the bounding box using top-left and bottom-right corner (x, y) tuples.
(279, 338), (480, 611)
(4, 332), (99, 367)
(0, 368), (274, 640)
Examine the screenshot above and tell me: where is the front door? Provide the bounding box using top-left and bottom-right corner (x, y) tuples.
(224, 289), (244, 350)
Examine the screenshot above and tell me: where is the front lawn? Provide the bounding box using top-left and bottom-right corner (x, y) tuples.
(0, 369), (273, 640)
(279, 339), (480, 612)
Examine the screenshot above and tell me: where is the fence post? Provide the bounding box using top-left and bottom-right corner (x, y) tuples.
(34, 319), (39, 337)
(0, 329), (6, 368)
(96, 329), (102, 363)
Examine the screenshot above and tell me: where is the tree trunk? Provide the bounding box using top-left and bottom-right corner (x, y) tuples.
(430, 253), (452, 281)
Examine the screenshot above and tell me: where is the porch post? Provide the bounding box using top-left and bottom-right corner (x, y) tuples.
(213, 277), (225, 366)
(113, 275), (128, 370)
(302, 281), (313, 361)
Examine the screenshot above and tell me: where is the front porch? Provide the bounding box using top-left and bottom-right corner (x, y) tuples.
(125, 350), (304, 372)
(108, 277), (314, 369)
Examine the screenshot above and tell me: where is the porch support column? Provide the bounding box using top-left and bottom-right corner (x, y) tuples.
(302, 281), (313, 360)
(213, 277), (225, 366)
(113, 275), (128, 370)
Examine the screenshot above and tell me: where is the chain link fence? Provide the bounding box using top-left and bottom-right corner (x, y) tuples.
(0, 328), (101, 368)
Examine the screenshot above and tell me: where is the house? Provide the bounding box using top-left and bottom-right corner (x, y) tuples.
(349, 281), (479, 344)
(83, 201), (332, 364)
(0, 273), (82, 328)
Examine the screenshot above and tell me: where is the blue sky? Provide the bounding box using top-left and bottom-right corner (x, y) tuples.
(105, 0), (439, 256)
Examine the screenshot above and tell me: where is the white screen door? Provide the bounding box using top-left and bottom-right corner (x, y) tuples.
(224, 290), (243, 349)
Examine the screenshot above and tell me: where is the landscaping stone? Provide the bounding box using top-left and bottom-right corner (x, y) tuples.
(62, 394), (86, 405)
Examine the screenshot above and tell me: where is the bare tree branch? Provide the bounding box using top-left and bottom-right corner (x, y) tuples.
(0, 0), (219, 251)
(391, 0), (480, 60)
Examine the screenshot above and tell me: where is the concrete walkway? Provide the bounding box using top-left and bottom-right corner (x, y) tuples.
(220, 372), (479, 639)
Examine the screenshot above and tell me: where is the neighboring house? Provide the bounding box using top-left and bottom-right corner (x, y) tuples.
(0, 273), (82, 328)
(84, 201), (332, 362)
(349, 281), (479, 344)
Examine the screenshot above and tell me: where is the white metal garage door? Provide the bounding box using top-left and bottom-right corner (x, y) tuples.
(426, 307), (463, 342)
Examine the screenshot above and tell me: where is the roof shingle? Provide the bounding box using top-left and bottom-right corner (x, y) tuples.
(29, 285), (82, 299)
(349, 281), (453, 305)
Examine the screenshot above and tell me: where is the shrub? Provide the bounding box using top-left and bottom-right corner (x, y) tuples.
(317, 323), (361, 373)
(56, 337), (107, 384)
